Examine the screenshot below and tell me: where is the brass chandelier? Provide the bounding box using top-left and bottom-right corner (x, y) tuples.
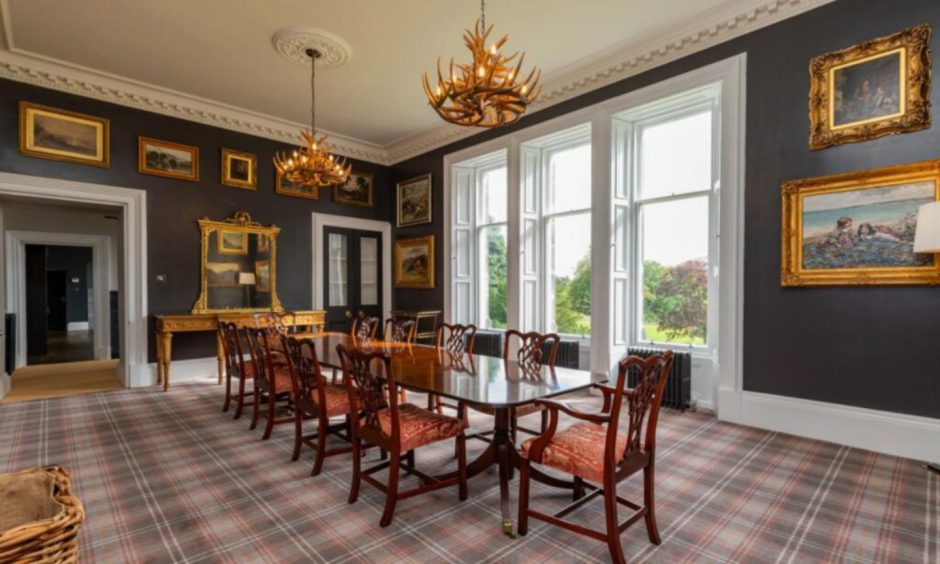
(422, 0), (541, 128)
(274, 48), (350, 188)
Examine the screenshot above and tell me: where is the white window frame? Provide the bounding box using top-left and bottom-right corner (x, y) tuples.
(614, 89), (721, 357)
(443, 55), (745, 405)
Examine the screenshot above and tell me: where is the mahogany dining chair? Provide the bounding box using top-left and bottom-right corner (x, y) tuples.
(517, 351), (674, 564)
(243, 326), (295, 440)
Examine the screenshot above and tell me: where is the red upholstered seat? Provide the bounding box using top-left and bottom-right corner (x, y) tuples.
(378, 403), (463, 451)
(521, 421), (627, 483)
(319, 384), (352, 416)
(268, 364), (295, 394)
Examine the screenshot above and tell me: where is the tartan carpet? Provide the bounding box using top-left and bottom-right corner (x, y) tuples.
(0, 381), (936, 563)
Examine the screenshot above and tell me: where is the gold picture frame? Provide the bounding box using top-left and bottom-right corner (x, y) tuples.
(809, 23), (931, 150)
(275, 170), (319, 200)
(216, 230), (248, 255)
(221, 148), (257, 190)
(394, 235), (435, 289)
(781, 159), (940, 287)
(255, 260), (271, 293)
(138, 137), (200, 181)
(397, 174), (432, 227)
(334, 171), (374, 207)
(19, 102), (110, 167)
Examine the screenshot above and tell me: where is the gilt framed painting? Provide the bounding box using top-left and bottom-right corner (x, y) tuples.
(206, 262), (240, 287)
(397, 174), (432, 227)
(334, 171), (374, 207)
(139, 137), (199, 181)
(19, 102), (110, 167)
(221, 148), (257, 190)
(394, 235), (435, 289)
(781, 159), (940, 286)
(276, 170), (318, 200)
(217, 231), (248, 256)
(254, 260), (271, 293)
(809, 24), (931, 150)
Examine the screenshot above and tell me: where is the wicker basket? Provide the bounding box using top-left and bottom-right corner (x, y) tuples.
(0, 466), (85, 563)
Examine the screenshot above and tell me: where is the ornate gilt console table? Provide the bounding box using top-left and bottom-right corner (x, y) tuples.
(154, 310), (325, 391)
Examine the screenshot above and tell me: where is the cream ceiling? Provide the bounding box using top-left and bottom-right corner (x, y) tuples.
(0, 0), (830, 163)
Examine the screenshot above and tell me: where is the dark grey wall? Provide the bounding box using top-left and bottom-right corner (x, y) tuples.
(45, 245), (93, 324)
(0, 78), (392, 361)
(389, 0), (940, 418)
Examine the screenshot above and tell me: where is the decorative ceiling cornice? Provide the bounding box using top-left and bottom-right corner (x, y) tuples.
(385, 0), (834, 164)
(0, 49), (389, 164)
(0, 0), (833, 167)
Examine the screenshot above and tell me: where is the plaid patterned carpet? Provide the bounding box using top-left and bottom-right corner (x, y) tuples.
(0, 381), (936, 563)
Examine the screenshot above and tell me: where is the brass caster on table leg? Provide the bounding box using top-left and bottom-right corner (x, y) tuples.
(502, 519), (516, 538)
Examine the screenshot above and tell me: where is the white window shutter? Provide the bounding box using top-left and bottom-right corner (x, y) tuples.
(451, 166), (475, 324)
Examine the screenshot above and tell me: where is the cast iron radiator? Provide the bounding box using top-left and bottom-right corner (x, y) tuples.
(472, 331), (503, 357)
(547, 340), (580, 369)
(626, 347), (691, 411)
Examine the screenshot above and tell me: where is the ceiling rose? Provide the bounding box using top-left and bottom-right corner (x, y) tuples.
(272, 26), (352, 68)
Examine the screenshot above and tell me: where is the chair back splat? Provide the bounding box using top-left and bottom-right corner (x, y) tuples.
(351, 316), (381, 340)
(337, 345), (395, 445)
(384, 318), (417, 343)
(503, 329), (560, 372)
(615, 352), (674, 461)
(436, 323), (477, 354)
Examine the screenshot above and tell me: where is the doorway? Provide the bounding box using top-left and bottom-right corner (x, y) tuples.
(25, 244), (96, 365)
(323, 226), (383, 332)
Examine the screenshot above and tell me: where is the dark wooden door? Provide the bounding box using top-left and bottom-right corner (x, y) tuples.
(46, 270), (68, 332)
(25, 244), (47, 357)
(323, 227), (383, 332)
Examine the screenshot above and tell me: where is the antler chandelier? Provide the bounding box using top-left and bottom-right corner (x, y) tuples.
(274, 48), (350, 187)
(422, 0), (541, 128)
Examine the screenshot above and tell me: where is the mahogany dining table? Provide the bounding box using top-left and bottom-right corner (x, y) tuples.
(295, 332), (608, 536)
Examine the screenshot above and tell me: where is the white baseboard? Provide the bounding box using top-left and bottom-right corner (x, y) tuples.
(718, 388), (940, 462)
(141, 357), (218, 388)
(0, 372), (10, 400)
(67, 322), (90, 331)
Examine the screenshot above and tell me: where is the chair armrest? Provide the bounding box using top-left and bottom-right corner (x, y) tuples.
(525, 399), (611, 462)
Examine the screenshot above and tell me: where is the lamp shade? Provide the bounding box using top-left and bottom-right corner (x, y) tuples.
(913, 201), (940, 253)
(238, 272), (256, 285)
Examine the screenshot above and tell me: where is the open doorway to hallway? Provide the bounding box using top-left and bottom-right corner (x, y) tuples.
(3, 197), (123, 401)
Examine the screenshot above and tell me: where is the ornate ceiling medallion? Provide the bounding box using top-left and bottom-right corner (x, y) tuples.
(272, 26), (352, 67)
(422, 0), (541, 128)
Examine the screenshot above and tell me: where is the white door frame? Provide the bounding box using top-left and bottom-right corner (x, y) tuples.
(6, 230), (112, 367)
(0, 172), (148, 388)
(311, 213), (392, 319)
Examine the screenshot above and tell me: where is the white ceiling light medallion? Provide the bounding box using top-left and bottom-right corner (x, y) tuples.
(272, 27), (352, 68)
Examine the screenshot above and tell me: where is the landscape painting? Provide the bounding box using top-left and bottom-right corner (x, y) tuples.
(782, 160), (940, 286)
(217, 231), (248, 255)
(394, 235), (435, 288)
(334, 171), (374, 207)
(397, 174), (432, 227)
(19, 102), (109, 167)
(139, 137), (199, 181)
(206, 262), (240, 287)
(276, 171), (319, 200)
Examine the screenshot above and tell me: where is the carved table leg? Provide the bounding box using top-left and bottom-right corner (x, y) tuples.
(155, 331), (164, 387)
(215, 331), (225, 385)
(161, 332), (173, 392)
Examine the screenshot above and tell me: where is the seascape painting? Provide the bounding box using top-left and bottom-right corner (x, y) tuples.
(831, 50), (903, 128)
(19, 102), (109, 167)
(801, 182), (933, 269)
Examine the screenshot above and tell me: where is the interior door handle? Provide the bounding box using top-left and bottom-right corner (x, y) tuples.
(344, 310), (353, 319)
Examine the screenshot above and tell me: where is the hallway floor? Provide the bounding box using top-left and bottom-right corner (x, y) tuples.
(27, 329), (95, 365)
(2, 359), (121, 403)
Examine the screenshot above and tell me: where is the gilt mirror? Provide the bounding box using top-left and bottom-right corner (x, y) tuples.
(191, 211), (283, 314)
